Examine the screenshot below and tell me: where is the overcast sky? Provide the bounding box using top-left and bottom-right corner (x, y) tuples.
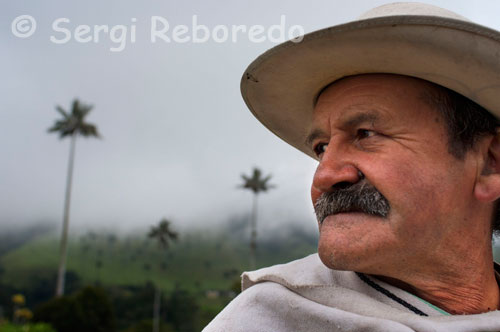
(2, 0), (500, 235)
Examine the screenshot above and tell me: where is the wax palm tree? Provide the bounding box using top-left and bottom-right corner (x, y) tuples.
(239, 167), (275, 269)
(149, 219), (178, 250)
(148, 218), (178, 332)
(48, 99), (100, 296)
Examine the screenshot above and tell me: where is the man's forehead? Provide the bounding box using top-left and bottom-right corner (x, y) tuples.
(312, 74), (441, 121)
(306, 74), (444, 144)
(315, 74), (435, 104)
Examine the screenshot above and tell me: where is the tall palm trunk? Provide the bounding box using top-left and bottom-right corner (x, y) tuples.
(250, 193), (258, 270)
(152, 287), (161, 332)
(56, 132), (77, 296)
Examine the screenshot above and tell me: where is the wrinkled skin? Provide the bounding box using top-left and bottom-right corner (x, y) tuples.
(308, 74), (500, 314)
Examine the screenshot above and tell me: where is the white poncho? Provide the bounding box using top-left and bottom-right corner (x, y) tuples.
(203, 254), (500, 332)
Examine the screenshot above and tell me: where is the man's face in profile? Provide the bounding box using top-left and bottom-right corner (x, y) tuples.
(308, 74), (481, 277)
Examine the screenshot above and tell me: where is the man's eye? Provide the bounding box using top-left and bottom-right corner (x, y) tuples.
(313, 143), (328, 156)
(357, 129), (377, 139)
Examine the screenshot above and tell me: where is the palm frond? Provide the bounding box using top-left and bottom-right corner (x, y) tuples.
(79, 123), (100, 138)
(55, 106), (69, 119)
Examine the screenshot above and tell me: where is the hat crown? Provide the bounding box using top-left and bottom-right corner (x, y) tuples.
(358, 2), (469, 21)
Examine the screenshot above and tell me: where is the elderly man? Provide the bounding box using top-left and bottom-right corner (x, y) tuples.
(204, 3), (500, 331)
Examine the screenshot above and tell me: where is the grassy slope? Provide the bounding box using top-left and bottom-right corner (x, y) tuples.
(0, 229), (317, 292)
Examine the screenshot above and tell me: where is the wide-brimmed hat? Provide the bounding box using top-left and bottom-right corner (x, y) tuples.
(240, 2), (500, 159)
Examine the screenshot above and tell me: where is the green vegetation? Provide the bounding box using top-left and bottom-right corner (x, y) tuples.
(0, 225), (317, 331)
(0, 227), (316, 292)
(34, 286), (114, 332)
(0, 322), (56, 332)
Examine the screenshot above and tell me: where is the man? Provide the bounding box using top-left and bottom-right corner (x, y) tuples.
(204, 3), (500, 331)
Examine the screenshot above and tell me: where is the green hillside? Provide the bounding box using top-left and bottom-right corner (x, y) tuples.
(0, 227), (318, 292)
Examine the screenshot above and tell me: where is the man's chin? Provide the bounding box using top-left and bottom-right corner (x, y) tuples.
(317, 230), (363, 271)
(317, 213), (387, 272)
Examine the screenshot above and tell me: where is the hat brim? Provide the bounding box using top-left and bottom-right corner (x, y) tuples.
(240, 15), (500, 160)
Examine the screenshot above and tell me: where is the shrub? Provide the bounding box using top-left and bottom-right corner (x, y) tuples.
(0, 322), (56, 332)
(33, 286), (115, 332)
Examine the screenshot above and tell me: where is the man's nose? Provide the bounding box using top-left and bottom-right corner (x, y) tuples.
(311, 147), (363, 194)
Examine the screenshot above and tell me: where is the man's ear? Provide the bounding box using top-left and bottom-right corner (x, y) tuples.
(474, 129), (500, 202)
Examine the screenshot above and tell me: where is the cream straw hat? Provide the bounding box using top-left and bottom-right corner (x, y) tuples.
(240, 2), (500, 159)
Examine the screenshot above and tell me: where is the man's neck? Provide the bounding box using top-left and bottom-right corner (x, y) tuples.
(375, 258), (500, 315)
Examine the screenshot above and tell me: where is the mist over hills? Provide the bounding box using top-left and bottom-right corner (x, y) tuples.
(0, 223), (55, 256)
(0, 216), (318, 294)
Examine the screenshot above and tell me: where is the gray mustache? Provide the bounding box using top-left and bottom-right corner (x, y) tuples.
(314, 181), (390, 224)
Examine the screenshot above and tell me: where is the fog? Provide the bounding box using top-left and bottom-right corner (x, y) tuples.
(2, 0), (499, 234)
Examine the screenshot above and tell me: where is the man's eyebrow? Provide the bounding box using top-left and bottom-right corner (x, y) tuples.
(342, 112), (380, 128)
(305, 128), (327, 147)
